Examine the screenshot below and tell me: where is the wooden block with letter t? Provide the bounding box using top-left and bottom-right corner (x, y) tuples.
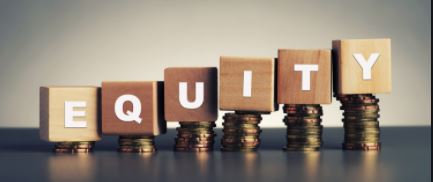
(277, 49), (332, 104)
(220, 56), (277, 112)
(101, 81), (166, 136)
(332, 38), (392, 94)
(39, 86), (101, 142)
(164, 67), (218, 122)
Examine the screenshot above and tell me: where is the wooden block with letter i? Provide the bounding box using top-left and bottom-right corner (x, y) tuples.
(278, 49), (332, 104)
(164, 67), (218, 122)
(101, 81), (166, 136)
(219, 56), (276, 151)
(39, 86), (101, 142)
(332, 38), (392, 94)
(219, 56), (277, 112)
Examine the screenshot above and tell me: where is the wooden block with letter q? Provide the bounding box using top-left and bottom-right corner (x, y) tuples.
(39, 86), (101, 142)
(332, 38), (392, 94)
(278, 49), (332, 104)
(220, 56), (277, 112)
(101, 81), (166, 136)
(164, 67), (218, 122)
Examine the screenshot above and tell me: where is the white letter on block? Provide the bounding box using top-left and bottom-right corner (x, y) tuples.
(353, 53), (380, 80)
(64, 101), (87, 128)
(179, 82), (204, 109)
(243, 70), (252, 97)
(115, 94), (142, 124)
(294, 64), (319, 91)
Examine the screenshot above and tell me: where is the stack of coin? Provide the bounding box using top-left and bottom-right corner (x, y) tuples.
(282, 104), (323, 151)
(221, 111), (262, 152)
(174, 121), (216, 152)
(118, 135), (156, 153)
(54, 141), (95, 153)
(336, 94), (381, 151)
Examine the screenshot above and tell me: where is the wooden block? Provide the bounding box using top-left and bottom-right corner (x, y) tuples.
(277, 49), (332, 104)
(333, 39), (392, 94)
(39, 86), (101, 142)
(101, 81), (166, 136)
(220, 56), (277, 112)
(164, 67), (218, 122)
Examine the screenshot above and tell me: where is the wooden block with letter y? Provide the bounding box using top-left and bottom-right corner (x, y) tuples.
(220, 56), (277, 112)
(332, 38), (392, 94)
(164, 67), (218, 122)
(39, 86), (101, 142)
(101, 81), (166, 136)
(278, 49), (332, 104)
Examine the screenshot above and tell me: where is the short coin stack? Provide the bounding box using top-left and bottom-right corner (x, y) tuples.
(118, 135), (156, 153)
(337, 94), (381, 151)
(174, 122), (216, 152)
(282, 104), (323, 151)
(54, 141), (95, 153)
(221, 111), (262, 152)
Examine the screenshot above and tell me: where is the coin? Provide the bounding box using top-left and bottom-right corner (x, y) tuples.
(118, 135), (156, 153)
(282, 104), (323, 151)
(338, 94), (382, 151)
(174, 121), (216, 152)
(53, 141), (95, 153)
(133, 147), (156, 153)
(221, 112), (262, 151)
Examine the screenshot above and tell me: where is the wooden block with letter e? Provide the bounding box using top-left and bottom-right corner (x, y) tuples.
(39, 86), (101, 142)
(220, 56), (277, 112)
(278, 49), (332, 104)
(164, 67), (218, 122)
(332, 38), (392, 94)
(101, 81), (166, 136)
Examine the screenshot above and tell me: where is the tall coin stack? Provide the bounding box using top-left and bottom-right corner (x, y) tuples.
(54, 141), (95, 153)
(336, 94), (381, 151)
(221, 111), (262, 152)
(174, 121), (216, 152)
(118, 135), (156, 153)
(282, 104), (323, 151)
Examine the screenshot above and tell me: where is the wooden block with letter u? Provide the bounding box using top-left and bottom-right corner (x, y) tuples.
(219, 56), (277, 112)
(332, 38), (392, 94)
(278, 49), (332, 104)
(164, 67), (218, 122)
(39, 86), (101, 142)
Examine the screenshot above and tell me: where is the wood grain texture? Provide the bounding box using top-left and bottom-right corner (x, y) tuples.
(101, 81), (166, 136)
(332, 39), (392, 94)
(164, 67), (218, 122)
(39, 86), (101, 142)
(278, 49), (332, 104)
(219, 56), (277, 112)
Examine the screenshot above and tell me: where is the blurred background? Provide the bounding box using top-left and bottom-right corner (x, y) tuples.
(0, 0), (430, 128)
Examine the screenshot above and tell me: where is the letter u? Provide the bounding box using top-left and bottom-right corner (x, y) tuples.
(179, 82), (204, 109)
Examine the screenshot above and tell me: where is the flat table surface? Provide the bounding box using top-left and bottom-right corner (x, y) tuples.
(0, 127), (430, 182)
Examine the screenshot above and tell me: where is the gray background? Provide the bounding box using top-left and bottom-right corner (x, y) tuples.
(0, 0), (430, 128)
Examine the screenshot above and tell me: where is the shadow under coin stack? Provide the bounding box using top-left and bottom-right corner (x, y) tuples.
(221, 111), (262, 152)
(174, 122), (216, 152)
(118, 135), (156, 153)
(282, 104), (323, 151)
(54, 141), (95, 153)
(337, 94), (381, 151)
